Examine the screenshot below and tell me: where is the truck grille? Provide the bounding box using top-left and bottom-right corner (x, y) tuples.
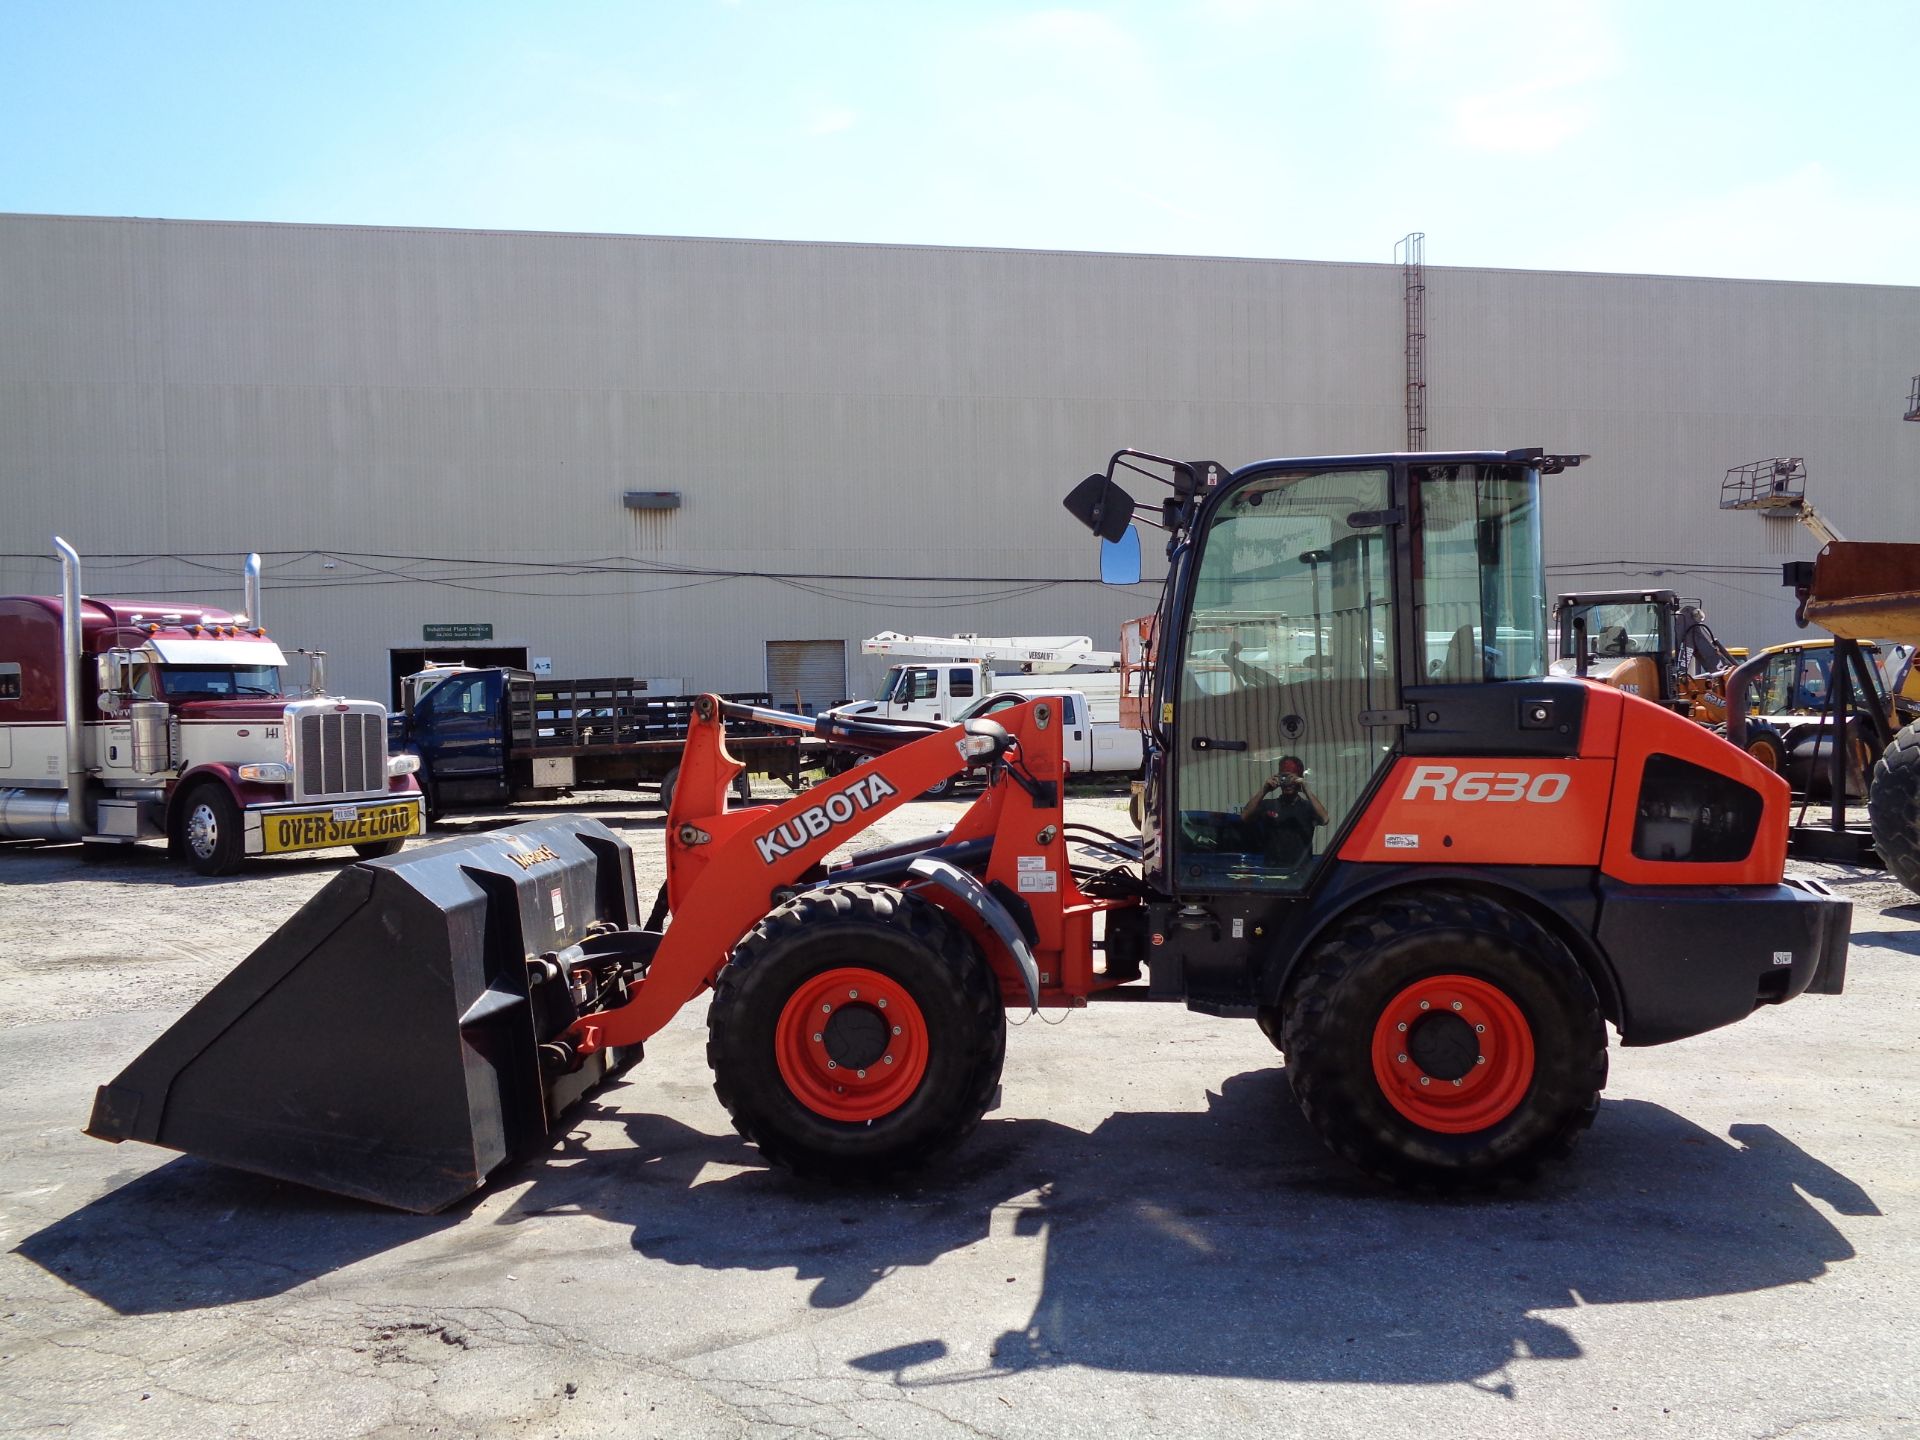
(295, 711), (387, 799)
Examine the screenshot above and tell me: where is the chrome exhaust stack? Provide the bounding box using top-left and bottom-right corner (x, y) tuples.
(1, 538), (92, 840)
(243, 552), (263, 630)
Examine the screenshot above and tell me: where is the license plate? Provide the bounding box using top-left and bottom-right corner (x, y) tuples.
(261, 800), (421, 854)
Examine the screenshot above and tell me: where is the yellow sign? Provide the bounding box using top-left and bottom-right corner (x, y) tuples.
(261, 800), (421, 854)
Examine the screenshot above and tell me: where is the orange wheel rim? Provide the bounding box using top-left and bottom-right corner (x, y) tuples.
(774, 967), (929, 1122)
(1370, 973), (1534, 1133)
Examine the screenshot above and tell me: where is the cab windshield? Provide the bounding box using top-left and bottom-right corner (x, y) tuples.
(1558, 602), (1663, 660)
(156, 665), (283, 698)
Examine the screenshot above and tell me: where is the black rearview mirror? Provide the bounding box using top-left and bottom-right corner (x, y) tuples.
(1099, 526), (1142, 586)
(1063, 473), (1137, 542)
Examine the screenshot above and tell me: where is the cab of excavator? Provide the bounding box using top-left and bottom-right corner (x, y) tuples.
(1068, 448), (1575, 900)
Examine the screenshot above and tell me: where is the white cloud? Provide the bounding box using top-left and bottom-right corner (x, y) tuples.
(807, 106), (858, 137)
(1382, 0), (1621, 154)
(1564, 162), (1920, 284)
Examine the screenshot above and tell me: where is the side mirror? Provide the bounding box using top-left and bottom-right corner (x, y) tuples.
(1100, 526), (1142, 586)
(1063, 473), (1137, 542)
(95, 650), (134, 712)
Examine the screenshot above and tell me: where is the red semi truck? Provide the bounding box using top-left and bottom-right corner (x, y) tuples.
(0, 538), (423, 874)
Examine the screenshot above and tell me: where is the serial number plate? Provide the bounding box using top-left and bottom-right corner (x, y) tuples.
(262, 800), (421, 854)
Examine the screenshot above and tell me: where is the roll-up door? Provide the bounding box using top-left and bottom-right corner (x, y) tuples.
(765, 640), (847, 716)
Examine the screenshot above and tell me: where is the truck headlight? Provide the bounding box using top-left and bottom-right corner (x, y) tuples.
(237, 761), (293, 783)
(388, 753), (420, 776)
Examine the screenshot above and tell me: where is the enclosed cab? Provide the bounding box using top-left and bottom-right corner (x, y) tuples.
(1549, 589), (1733, 719)
(0, 540), (422, 873)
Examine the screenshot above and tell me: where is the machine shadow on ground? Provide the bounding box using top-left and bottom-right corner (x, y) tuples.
(16, 1069), (1877, 1391)
(14, 1160), (460, 1314)
(500, 1070), (1880, 1390)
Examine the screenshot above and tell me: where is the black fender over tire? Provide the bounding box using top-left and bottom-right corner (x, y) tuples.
(1278, 888), (1607, 1189)
(1871, 720), (1920, 897)
(707, 882), (1005, 1180)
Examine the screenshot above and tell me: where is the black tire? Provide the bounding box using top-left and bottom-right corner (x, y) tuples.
(171, 782), (246, 876)
(1742, 719), (1786, 776)
(1278, 888), (1607, 1190)
(1255, 1006), (1283, 1053)
(921, 774), (956, 799)
(1870, 719), (1920, 897)
(707, 882), (1005, 1180)
(659, 764), (679, 814)
(353, 839), (406, 859)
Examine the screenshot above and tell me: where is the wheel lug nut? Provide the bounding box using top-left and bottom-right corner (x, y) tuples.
(1397, 1053), (1408, 1064)
(1419, 1076), (1431, 1086)
(1419, 1001), (1430, 1010)
(883, 1055), (893, 1065)
(1451, 1001), (1463, 1011)
(821, 1003), (832, 1013)
(857, 1069), (867, 1079)
(1475, 1023), (1485, 1033)
(1396, 1022), (1407, 1032)
(1452, 1078), (1463, 1087)
(877, 998), (888, 1009)
(1476, 1055), (1486, 1065)
(827, 1060), (837, 1069)
(892, 1025), (902, 1036)
(813, 1032), (823, 1042)
(849, 989), (859, 999)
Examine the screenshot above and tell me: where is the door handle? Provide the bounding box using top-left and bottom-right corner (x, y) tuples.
(1191, 736), (1247, 751)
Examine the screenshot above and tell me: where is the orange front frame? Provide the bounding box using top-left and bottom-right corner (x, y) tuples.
(563, 696), (1119, 1057)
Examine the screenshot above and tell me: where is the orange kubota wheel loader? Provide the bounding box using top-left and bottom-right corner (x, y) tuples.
(88, 448), (1851, 1211)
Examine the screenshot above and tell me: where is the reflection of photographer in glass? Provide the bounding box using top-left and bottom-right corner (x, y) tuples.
(1239, 755), (1328, 870)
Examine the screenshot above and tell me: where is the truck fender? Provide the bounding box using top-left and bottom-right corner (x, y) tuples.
(907, 856), (1040, 1014)
(173, 763), (303, 815)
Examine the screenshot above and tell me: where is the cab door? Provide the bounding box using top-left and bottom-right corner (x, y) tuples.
(419, 672), (505, 784)
(1170, 464), (1397, 892)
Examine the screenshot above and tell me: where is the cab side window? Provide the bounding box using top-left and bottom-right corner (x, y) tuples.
(426, 675), (486, 717)
(949, 668), (975, 699)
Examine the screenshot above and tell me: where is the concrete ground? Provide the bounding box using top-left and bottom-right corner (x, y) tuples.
(2, 783), (1917, 1439)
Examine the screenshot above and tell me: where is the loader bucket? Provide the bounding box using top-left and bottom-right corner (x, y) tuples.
(86, 818), (645, 1213)
(1803, 540), (1920, 643)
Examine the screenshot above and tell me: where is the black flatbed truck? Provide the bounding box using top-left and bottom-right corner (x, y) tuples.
(392, 668), (821, 813)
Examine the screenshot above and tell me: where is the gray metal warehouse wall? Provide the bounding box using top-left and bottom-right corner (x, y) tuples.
(3, 213), (1915, 704)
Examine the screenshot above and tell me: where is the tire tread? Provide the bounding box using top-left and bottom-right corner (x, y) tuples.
(706, 882), (1004, 1180)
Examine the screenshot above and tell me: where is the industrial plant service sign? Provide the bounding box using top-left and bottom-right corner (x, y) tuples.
(423, 623), (493, 642)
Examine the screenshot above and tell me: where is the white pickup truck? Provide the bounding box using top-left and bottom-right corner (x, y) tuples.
(921, 687), (1142, 796)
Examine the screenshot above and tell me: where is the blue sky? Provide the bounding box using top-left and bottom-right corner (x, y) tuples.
(2, 0), (1912, 284)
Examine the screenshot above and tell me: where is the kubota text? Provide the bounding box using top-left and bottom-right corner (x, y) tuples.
(755, 773), (899, 863)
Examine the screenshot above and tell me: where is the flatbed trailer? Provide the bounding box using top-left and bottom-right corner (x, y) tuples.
(395, 668), (824, 812)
